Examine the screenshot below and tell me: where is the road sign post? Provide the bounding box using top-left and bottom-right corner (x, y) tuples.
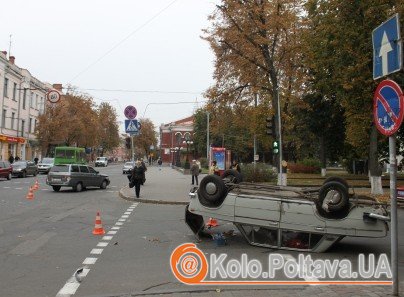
(373, 79), (403, 296)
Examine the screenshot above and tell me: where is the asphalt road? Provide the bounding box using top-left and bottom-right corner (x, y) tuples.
(0, 164), (403, 297)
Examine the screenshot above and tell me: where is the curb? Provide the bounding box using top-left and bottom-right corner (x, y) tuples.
(118, 187), (188, 205)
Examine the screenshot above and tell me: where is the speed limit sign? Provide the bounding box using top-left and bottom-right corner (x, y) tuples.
(46, 90), (61, 103)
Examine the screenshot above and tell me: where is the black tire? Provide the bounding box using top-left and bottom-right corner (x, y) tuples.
(7, 173), (11, 180)
(198, 174), (227, 207)
(100, 180), (107, 189)
(22, 171), (26, 178)
(323, 176), (349, 190)
(221, 169), (242, 183)
(52, 186), (61, 192)
(33, 170), (37, 177)
(317, 181), (349, 217)
(74, 182), (83, 192)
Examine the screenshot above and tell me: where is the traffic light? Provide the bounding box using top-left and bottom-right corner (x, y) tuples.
(273, 140), (279, 154)
(125, 137), (131, 149)
(266, 116), (275, 136)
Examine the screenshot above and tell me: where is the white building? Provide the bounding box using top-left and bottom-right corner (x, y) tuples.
(0, 51), (52, 161)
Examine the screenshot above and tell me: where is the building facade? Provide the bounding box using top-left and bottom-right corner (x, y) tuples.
(0, 51), (52, 161)
(159, 116), (194, 164)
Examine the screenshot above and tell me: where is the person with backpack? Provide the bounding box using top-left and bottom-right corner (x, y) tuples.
(190, 159), (200, 186)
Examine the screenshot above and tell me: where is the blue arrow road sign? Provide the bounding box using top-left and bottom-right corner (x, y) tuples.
(373, 14), (402, 80)
(125, 119), (139, 134)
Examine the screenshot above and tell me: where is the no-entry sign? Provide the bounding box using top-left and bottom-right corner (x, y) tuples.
(373, 79), (404, 136)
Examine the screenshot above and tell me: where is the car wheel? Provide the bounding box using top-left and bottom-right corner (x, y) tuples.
(7, 173), (11, 180)
(52, 186), (61, 192)
(100, 180), (107, 189)
(221, 169), (242, 183)
(317, 181), (349, 217)
(22, 171), (26, 178)
(74, 182), (83, 192)
(323, 176), (349, 191)
(198, 174), (227, 207)
(33, 170), (37, 176)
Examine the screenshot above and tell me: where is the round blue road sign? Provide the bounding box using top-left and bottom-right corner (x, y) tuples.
(373, 80), (404, 136)
(124, 105), (137, 120)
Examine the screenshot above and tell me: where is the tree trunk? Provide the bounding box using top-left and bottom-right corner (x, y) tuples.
(319, 135), (326, 177)
(369, 125), (383, 194)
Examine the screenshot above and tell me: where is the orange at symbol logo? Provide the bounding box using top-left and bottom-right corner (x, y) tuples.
(170, 243), (208, 284)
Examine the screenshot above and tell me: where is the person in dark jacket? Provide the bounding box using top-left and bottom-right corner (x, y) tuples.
(138, 158), (147, 184)
(190, 159), (200, 185)
(8, 154), (14, 164)
(130, 160), (145, 198)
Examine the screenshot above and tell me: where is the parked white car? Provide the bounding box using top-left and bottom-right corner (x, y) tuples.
(185, 171), (389, 252)
(122, 161), (134, 174)
(95, 157), (108, 167)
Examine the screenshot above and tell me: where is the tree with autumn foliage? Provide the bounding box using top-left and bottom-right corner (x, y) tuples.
(202, 0), (305, 180)
(35, 93), (120, 157)
(133, 118), (158, 158)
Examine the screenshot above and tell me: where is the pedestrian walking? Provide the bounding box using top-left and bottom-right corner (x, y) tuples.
(190, 160), (200, 185)
(15, 156), (20, 161)
(209, 160), (220, 176)
(157, 157), (162, 170)
(130, 160), (145, 198)
(8, 154), (14, 164)
(138, 158), (147, 184)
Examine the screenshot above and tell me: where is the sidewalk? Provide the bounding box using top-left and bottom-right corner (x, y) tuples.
(119, 165), (204, 204)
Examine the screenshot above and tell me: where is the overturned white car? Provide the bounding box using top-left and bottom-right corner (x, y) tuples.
(185, 170), (389, 252)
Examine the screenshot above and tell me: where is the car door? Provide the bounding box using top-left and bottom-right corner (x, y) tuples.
(79, 165), (90, 187)
(0, 161), (5, 178)
(87, 166), (100, 186)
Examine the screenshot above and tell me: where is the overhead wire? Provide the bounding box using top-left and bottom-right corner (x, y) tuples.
(68, 0), (180, 84)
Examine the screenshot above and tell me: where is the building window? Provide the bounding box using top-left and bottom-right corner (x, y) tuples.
(35, 94), (39, 109)
(22, 89), (26, 109)
(39, 97), (44, 114)
(12, 83), (17, 101)
(30, 92), (34, 108)
(34, 119), (37, 132)
(1, 109), (6, 128)
(29, 118), (32, 133)
(11, 112), (15, 129)
(3, 78), (8, 97)
(21, 120), (25, 137)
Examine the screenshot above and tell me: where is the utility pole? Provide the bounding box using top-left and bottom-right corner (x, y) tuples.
(206, 111), (210, 166)
(253, 93), (258, 168)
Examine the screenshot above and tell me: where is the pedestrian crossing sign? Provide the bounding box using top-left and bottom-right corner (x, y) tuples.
(125, 119), (139, 134)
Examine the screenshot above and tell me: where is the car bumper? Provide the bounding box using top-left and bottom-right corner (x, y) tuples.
(38, 168), (51, 173)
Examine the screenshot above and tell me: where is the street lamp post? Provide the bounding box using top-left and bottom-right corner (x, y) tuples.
(183, 138), (193, 170)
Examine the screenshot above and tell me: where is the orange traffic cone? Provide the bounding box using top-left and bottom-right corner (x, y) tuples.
(92, 212), (105, 235)
(206, 218), (219, 228)
(26, 187), (34, 200)
(32, 180), (39, 191)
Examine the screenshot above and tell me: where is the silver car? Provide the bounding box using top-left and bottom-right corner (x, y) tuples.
(122, 161), (134, 174)
(11, 161), (38, 178)
(37, 158), (55, 174)
(46, 164), (110, 192)
(185, 170), (389, 252)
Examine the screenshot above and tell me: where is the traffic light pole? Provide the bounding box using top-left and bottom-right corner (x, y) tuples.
(275, 87), (284, 186)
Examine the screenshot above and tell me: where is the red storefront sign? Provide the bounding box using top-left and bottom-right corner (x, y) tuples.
(0, 134), (25, 143)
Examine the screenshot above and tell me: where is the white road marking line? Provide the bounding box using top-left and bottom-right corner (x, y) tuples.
(82, 257), (97, 265)
(106, 191), (114, 193)
(126, 209), (134, 212)
(41, 188), (49, 191)
(121, 215), (129, 218)
(15, 187), (23, 190)
(90, 248), (103, 255)
(124, 212), (131, 215)
(56, 203), (139, 296)
(3, 186), (10, 188)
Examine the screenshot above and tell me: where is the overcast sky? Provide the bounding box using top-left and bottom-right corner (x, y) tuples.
(0, 0), (217, 132)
